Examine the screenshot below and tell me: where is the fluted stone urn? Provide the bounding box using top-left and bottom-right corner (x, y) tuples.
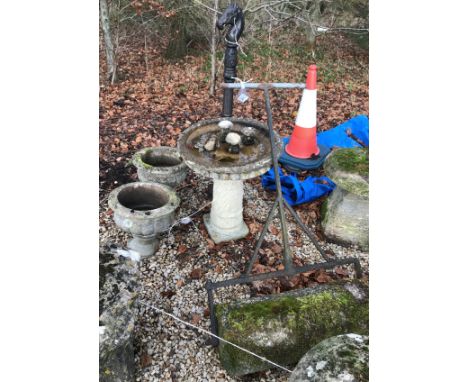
(108, 182), (180, 257)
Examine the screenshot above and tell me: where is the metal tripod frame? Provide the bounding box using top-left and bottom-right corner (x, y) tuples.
(205, 83), (363, 346)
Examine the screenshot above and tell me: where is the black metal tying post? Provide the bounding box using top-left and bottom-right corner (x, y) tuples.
(216, 4), (245, 117)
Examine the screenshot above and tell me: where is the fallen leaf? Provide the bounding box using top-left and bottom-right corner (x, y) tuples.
(279, 277), (294, 290)
(206, 239), (215, 249)
(191, 314), (202, 325)
(316, 270), (333, 283)
(335, 267), (349, 277)
(190, 268), (203, 279)
(248, 221), (261, 234)
(160, 290), (175, 298)
(252, 263), (269, 274)
(140, 352), (152, 368)
(269, 225), (279, 235)
(271, 243), (282, 254)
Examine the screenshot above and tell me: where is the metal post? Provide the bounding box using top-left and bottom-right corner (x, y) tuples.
(216, 4), (245, 117)
(263, 88), (293, 272)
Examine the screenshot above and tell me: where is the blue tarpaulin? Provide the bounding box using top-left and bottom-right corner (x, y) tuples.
(317, 114), (369, 148)
(261, 167), (336, 206)
(262, 115), (369, 206)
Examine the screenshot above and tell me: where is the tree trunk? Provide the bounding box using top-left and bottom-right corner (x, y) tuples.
(306, 2), (322, 55)
(99, 0), (117, 84)
(209, 0), (219, 96)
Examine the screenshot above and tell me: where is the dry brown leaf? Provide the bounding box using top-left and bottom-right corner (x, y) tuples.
(191, 314), (202, 325)
(190, 268), (203, 280)
(269, 225), (279, 235)
(140, 352), (152, 368)
(160, 290), (175, 298)
(335, 267), (349, 277)
(316, 270), (333, 283)
(271, 244), (282, 254)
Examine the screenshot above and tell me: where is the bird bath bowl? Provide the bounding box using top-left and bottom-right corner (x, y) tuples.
(108, 182), (180, 257)
(178, 118), (281, 243)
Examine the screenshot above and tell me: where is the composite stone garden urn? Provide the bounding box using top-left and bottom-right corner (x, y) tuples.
(322, 148), (369, 250)
(132, 146), (188, 188)
(108, 182), (180, 257)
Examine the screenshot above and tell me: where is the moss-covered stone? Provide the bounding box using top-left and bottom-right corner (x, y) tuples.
(321, 187), (369, 251)
(324, 148), (369, 198)
(216, 282), (368, 376)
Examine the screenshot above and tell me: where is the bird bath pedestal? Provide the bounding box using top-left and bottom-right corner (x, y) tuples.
(178, 118), (281, 243)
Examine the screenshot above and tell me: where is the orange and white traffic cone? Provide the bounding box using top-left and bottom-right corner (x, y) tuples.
(285, 65), (320, 158)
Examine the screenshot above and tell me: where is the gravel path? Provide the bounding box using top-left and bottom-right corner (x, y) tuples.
(99, 172), (369, 382)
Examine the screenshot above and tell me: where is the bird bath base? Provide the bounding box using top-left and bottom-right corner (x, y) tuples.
(203, 179), (249, 243)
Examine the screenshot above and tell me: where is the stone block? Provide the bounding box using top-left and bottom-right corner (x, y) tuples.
(321, 187), (369, 251)
(216, 282), (368, 376)
(99, 247), (139, 382)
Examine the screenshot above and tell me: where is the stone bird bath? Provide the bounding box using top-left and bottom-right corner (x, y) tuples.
(178, 118), (281, 243)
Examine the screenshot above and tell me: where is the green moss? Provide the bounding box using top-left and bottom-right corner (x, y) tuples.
(328, 148), (369, 177)
(320, 198), (328, 222)
(132, 149), (155, 170)
(218, 296), (300, 332)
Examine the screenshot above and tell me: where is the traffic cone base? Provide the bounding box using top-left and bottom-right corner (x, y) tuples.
(285, 126), (320, 158)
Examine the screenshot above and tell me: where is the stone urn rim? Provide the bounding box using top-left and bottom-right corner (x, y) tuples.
(132, 146), (187, 173)
(177, 117), (282, 180)
(108, 182), (180, 221)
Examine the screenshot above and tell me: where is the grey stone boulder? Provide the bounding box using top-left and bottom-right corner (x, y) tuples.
(324, 148), (368, 198)
(321, 188), (368, 251)
(322, 148), (369, 250)
(99, 246), (140, 382)
(289, 334), (369, 382)
(216, 282), (368, 376)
